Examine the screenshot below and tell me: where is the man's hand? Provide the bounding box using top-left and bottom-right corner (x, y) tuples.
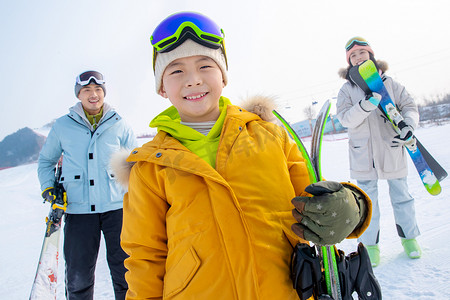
(291, 181), (364, 246)
(41, 187), (56, 203)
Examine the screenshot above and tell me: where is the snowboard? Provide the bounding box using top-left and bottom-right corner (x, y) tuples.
(30, 158), (66, 300)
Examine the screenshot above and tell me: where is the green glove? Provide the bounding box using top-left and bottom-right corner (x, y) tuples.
(41, 187), (56, 203)
(291, 181), (366, 246)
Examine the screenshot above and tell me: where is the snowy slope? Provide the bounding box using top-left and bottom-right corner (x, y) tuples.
(0, 124), (449, 299)
(323, 124), (450, 299)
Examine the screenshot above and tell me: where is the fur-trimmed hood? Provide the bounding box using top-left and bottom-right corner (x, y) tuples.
(238, 94), (278, 123)
(338, 60), (389, 80)
(110, 148), (136, 189)
(110, 95), (278, 189)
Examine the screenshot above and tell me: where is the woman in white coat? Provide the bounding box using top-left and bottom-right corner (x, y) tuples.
(336, 37), (421, 267)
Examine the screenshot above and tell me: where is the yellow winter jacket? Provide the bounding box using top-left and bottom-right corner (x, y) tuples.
(120, 102), (369, 299)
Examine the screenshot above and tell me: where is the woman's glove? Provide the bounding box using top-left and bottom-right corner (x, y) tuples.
(359, 92), (381, 112)
(393, 120), (414, 143)
(291, 181), (367, 246)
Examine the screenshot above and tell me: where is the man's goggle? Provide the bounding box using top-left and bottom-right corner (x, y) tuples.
(76, 71), (105, 86)
(345, 38), (369, 51)
(150, 12), (227, 70)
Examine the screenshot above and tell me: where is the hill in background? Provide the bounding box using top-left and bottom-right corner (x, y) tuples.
(0, 127), (46, 169)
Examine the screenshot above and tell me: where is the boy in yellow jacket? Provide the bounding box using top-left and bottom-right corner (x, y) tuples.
(117, 12), (372, 299)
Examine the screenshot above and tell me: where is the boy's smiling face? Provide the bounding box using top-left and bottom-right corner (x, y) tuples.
(159, 55), (224, 122)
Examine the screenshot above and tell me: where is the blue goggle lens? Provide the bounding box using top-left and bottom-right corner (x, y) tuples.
(151, 12), (224, 52)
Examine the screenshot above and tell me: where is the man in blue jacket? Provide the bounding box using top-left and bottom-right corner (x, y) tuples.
(37, 70), (138, 300)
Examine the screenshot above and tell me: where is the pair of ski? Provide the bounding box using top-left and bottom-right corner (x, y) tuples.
(274, 103), (340, 299)
(349, 59), (447, 196)
(30, 158), (66, 300)
(274, 103), (381, 299)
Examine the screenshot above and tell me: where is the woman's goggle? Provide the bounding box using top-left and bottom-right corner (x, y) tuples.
(345, 38), (369, 51)
(76, 71), (105, 86)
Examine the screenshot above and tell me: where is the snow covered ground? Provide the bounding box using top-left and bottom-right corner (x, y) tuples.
(0, 123), (449, 299)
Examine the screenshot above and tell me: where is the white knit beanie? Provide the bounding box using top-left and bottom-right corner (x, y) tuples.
(154, 39), (228, 93)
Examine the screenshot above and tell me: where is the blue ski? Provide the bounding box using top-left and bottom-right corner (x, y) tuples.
(349, 60), (444, 196)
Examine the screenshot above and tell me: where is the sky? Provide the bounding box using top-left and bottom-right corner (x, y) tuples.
(1, 0), (450, 140)
(1, 123), (449, 298)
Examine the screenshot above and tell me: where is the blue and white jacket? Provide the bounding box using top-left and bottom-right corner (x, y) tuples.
(38, 102), (138, 214)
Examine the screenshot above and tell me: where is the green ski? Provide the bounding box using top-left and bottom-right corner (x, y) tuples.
(274, 102), (342, 300)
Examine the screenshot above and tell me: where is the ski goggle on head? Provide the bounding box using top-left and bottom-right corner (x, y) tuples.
(345, 37), (370, 51)
(150, 11), (227, 70)
(76, 71), (105, 86)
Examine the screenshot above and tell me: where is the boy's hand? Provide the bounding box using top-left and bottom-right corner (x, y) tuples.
(291, 181), (364, 246)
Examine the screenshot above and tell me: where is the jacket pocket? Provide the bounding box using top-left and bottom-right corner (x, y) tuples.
(383, 142), (405, 172)
(60, 168), (85, 203)
(349, 138), (371, 172)
(163, 247), (201, 298)
(106, 170), (125, 203)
